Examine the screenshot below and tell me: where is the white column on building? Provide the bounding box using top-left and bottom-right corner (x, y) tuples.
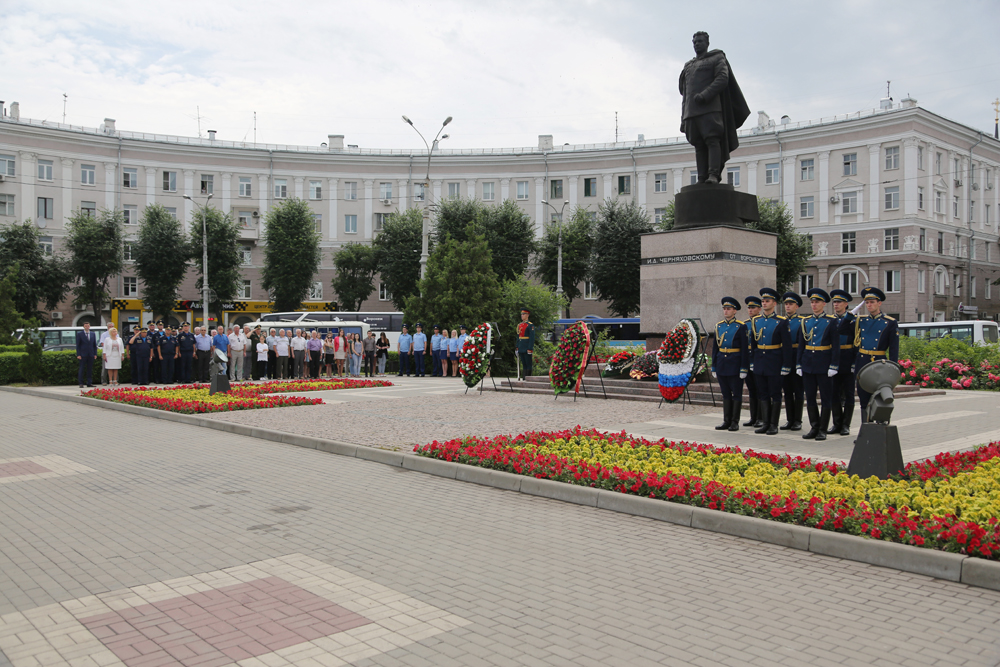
(975, 161), (984, 230)
(817, 152), (829, 224)
(466, 179), (477, 201)
(397, 179), (407, 211)
(328, 178), (338, 241)
(947, 151), (956, 223)
(294, 176), (304, 200)
(781, 156), (795, 209)
(221, 172), (232, 214)
(746, 161), (758, 196)
(19, 153), (35, 221)
(144, 167), (156, 207)
(432, 180), (442, 203)
(183, 170), (195, 231)
(104, 162), (117, 210)
(867, 144), (881, 222)
(60, 159), (74, 226)
(567, 175), (579, 208)
(637, 171), (648, 208)
(960, 157), (969, 227)
(363, 180), (374, 240)
(926, 142), (936, 219)
(257, 175), (269, 236)
(534, 177), (545, 238)
(602, 174), (613, 201)
(500, 178), (510, 202)
(993, 165), (1000, 233)
(672, 168), (683, 196)
(903, 138), (918, 216)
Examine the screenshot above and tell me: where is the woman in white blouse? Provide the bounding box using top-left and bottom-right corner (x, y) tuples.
(101, 328), (125, 386)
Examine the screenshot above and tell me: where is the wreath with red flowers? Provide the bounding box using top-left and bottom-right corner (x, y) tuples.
(459, 323), (491, 388)
(549, 321), (591, 395)
(657, 319), (700, 402)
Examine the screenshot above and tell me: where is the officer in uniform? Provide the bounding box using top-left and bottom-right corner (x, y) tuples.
(430, 325), (443, 377)
(796, 288), (840, 441)
(828, 289), (857, 435)
(176, 322), (196, 384)
(742, 295), (763, 427)
(517, 308), (535, 379)
(147, 320), (162, 384)
(780, 292), (805, 431)
(854, 286), (899, 423)
(397, 325), (412, 376)
(158, 326), (178, 385)
(711, 297), (749, 431)
(412, 323), (428, 377)
(127, 325), (141, 385)
(130, 327), (153, 385)
(749, 287), (793, 435)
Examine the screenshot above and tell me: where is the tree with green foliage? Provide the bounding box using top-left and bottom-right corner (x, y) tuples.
(404, 233), (502, 333)
(589, 198), (653, 317)
(132, 204), (189, 321)
(332, 243), (378, 311)
(434, 198), (536, 282)
(0, 220), (73, 321)
(372, 208), (422, 311)
(0, 264), (33, 344)
(653, 200), (676, 232)
(494, 277), (566, 374)
(261, 198), (322, 311)
(189, 207), (242, 325)
(65, 208), (125, 325)
(535, 206), (594, 313)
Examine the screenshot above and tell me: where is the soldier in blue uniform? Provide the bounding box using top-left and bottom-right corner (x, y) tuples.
(749, 288), (794, 435)
(130, 327), (154, 385)
(397, 325), (412, 376)
(147, 320), (162, 384)
(711, 297), (749, 431)
(742, 295), (763, 427)
(828, 289), (857, 436)
(854, 286), (899, 423)
(796, 288), (840, 441)
(157, 326), (178, 385)
(126, 325), (141, 385)
(176, 322), (196, 384)
(430, 325), (444, 377)
(780, 292), (805, 431)
(412, 323), (428, 377)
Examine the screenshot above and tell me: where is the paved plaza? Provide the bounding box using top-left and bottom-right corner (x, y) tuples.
(1, 387), (1000, 666)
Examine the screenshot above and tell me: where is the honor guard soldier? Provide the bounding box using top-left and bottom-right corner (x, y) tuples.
(517, 308), (535, 379)
(749, 288), (793, 435)
(157, 326), (178, 385)
(828, 289), (857, 435)
(711, 297), (749, 431)
(176, 323), (196, 384)
(742, 295), (763, 427)
(796, 288), (840, 441)
(854, 286), (899, 423)
(780, 292), (805, 431)
(130, 327), (154, 385)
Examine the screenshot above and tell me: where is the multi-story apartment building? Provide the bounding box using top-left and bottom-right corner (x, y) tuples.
(1, 98), (999, 329)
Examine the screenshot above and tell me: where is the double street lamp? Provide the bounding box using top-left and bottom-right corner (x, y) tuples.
(183, 193), (213, 332)
(541, 198), (570, 317)
(402, 115), (452, 280)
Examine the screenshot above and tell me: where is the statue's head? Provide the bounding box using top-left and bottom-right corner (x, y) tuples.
(692, 31), (709, 55)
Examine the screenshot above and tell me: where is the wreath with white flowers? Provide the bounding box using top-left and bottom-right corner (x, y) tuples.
(459, 323), (491, 388)
(657, 318), (700, 402)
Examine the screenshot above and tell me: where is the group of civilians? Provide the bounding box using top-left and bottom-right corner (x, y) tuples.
(396, 323), (468, 377)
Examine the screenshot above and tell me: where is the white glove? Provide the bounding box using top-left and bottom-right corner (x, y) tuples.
(711, 371), (717, 378)
(828, 369), (838, 377)
(739, 372), (747, 379)
(781, 370), (789, 376)
(796, 369), (803, 376)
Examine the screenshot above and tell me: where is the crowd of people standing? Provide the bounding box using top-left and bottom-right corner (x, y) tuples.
(396, 323), (468, 377)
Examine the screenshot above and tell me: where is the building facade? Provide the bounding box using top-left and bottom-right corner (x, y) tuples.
(1, 98), (999, 328)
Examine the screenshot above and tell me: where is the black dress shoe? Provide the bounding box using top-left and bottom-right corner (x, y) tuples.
(839, 426), (850, 436)
(815, 431), (827, 441)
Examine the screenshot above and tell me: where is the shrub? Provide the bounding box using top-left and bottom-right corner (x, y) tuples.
(0, 350), (130, 385)
(19, 337), (44, 383)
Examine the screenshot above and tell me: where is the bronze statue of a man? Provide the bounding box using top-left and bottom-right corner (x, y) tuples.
(679, 31), (751, 185)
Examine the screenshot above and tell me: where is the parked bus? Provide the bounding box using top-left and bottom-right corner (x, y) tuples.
(243, 320), (372, 342)
(257, 311), (402, 346)
(897, 321), (999, 345)
(550, 317), (642, 347)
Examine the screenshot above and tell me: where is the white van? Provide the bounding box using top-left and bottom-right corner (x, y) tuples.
(898, 320), (999, 345)
(246, 320), (372, 341)
(15, 326), (109, 351)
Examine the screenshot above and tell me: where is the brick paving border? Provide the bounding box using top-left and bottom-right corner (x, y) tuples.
(4, 384), (999, 593)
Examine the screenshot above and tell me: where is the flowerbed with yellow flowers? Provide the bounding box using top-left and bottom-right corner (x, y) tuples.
(414, 427), (1000, 559)
(83, 378), (393, 414)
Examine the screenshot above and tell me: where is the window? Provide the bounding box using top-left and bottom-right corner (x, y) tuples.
(344, 181), (357, 200)
(954, 158), (960, 179)
(516, 181), (529, 200)
(917, 270), (925, 293)
(123, 242), (134, 261)
(123, 277), (138, 297)
(689, 171), (697, 186)
(765, 162), (780, 184)
(934, 270), (946, 295)
(935, 152), (942, 175)
(955, 273), (960, 297)
(37, 197), (53, 219)
(654, 173), (668, 192)
(885, 146), (900, 170)
(162, 171), (177, 192)
(799, 274), (814, 293)
(374, 212), (388, 231)
(972, 239), (978, 260)
(240, 246), (253, 265)
(344, 214), (357, 234)
(584, 177), (597, 197)
(918, 186), (924, 210)
(0, 154), (15, 176)
(883, 228), (899, 251)
(165, 207), (177, 220)
(309, 180), (322, 200)
(800, 159), (814, 181)
(550, 179), (563, 199)
(274, 178), (287, 199)
(238, 211), (254, 228)
(988, 280), (993, 300)
(239, 177), (252, 197)
(884, 186), (900, 211)
(239, 280), (251, 300)
(313, 214), (322, 233)
(885, 270), (901, 293)
(37, 160), (53, 181)
(935, 191), (943, 213)
(799, 196), (814, 218)
(938, 231), (944, 254)
(654, 207), (666, 225)
(618, 175), (631, 194)
(379, 283), (391, 301)
(413, 183), (425, 201)
(81, 201), (96, 217)
(985, 204), (991, 227)
(919, 228), (926, 251)
(123, 204), (138, 225)
(971, 201), (976, 224)
(80, 164), (95, 186)
(971, 277), (977, 299)
(842, 232), (856, 254)
(122, 167), (138, 188)
(953, 196), (959, 218)
(843, 153), (857, 176)
(38, 236), (53, 255)
(0, 194), (13, 216)
(379, 182), (393, 200)
(309, 282), (323, 300)
(199, 174), (213, 195)
(918, 146), (924, 170)
(584, 281), (598, 300)
(448, 182), (460, 199)
(727, 167), (740, 187)
(482, 182), (495, 201)
(840, 270), (858, 295)
(586, 211), (597, 221)
(842, 191), (858, 214)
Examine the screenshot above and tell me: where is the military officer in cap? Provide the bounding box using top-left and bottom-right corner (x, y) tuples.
(126, 325), (141, 385)
(854, 286), (898, 423)
(177, 322), (196, 384)
(711, 297), (749, 431)
(430, 325), (444, 377)
(749, 287), (794, 435)
(828, 289), (857, 435)
(130, 327), (154, 385)
(412, 323), (427, 377)
(796, 288), (840, 440)
(779, 292), (805, 431)
(158, 326), (179, 385)
(742, 295), (763, 427)
(147, 320), (162, 383)
(397, 325), (412, 376)
(517, 308), (535, 379)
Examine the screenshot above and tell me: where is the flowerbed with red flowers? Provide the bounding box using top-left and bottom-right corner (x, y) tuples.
(657, 319), (700, 402)
(415, 427), (1000, 560)
(898, 356), (1000, 391)
(459, 323), (491, 388)
(549, 322), (590, 395)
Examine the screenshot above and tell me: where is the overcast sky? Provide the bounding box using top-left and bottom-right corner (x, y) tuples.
(4, 0), (999, 150)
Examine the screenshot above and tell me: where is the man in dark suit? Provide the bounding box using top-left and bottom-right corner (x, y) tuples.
(76, 322), (98, 388)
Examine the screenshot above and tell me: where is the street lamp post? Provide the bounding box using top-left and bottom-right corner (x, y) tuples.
(541, 199), (570, 316)
(402, 115), (452, 280)
(183, 193), (213, 331)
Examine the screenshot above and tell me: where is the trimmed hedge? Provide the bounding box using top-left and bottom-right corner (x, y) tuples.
(0, 350), (131, 385)
(0, 345), (27, 353)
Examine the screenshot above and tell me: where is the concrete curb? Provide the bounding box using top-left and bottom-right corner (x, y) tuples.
(4, 385), (998, 593)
